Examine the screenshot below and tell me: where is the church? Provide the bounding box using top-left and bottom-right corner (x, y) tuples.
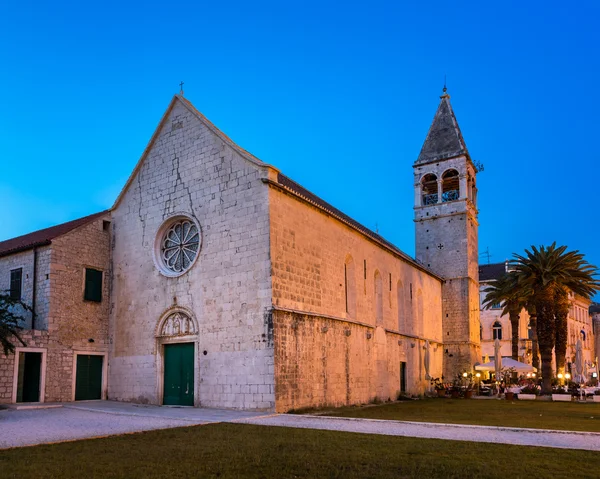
(0, 90), (481, 412)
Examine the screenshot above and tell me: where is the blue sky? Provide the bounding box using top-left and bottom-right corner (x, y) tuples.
(1, 1), (599, 297)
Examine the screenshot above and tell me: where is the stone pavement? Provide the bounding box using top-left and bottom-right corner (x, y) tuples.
(0, 401), (267, 449)
(1, 401), (599, 451)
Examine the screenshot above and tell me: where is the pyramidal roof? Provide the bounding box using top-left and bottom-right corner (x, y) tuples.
(415, 91), (469, 165)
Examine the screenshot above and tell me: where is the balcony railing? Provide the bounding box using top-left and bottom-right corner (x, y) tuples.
(422, 194), (438, 206)
(442, 189), (459, 202)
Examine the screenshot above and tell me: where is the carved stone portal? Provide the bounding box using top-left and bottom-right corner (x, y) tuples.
(159, 311), (196, 337)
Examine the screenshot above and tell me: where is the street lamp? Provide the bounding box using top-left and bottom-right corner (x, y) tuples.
(558, 373), (563, 386)
(475, 372), (481, 395)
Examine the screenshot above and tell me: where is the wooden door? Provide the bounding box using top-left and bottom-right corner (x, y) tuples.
(17, 352), (42, 402)
(163, 343), (194, 406)
(75, 355), (103, 400)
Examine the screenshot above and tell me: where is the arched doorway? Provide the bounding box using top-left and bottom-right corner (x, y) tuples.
(156, 308), (199, 406)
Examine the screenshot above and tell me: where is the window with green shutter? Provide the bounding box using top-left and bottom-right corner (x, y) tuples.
(84, 268), (102, 302)
(10, 268), (22, 300)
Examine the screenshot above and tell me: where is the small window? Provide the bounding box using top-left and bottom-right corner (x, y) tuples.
(84, 268), (103, 302)
(492, 321), (502, 340)
(10, 268), (22, 300)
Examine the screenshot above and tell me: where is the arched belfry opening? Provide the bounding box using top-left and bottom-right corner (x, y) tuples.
(441, 169), (459, 202)
(421, 174), (438, 206)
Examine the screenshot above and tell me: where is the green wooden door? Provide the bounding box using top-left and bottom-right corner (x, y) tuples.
(163, 343), (194, 406)
(75, 355), (103, 400)
(17, 352), (42, 403)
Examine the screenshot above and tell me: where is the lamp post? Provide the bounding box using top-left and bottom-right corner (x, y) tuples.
(476, 372), (481, 395)
(558, 373), (564, 387)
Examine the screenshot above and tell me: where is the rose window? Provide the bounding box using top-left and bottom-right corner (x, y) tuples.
(159, 218), (200, 275)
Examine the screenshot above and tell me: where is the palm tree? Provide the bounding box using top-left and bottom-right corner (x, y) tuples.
(512, 243), (599, 394)
(482, 272), (530, 361)
(0, 292), (29, 355)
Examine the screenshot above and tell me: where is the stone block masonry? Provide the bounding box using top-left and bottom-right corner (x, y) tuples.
(0, 214), (110, 403)
(109, 97), (274, 410)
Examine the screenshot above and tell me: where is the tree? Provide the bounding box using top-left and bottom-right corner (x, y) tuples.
(0, 292), (30, 355)
(482, 272), (530, 361)
(512, 243), (599, 394)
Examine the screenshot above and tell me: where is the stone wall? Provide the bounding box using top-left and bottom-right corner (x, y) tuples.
(108, 97), (274, 410)
(268, 184), (443, 410)
(413, 155), (480, 377)
(0, 214), (110, 403)
(0, 247), (50, 330)
(0, 331), (49, 403)
(273, 310), (443, 412)
(45, 216), (111, 401)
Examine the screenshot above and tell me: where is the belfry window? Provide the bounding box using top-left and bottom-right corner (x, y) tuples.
(421, 174), (438, 206)
(442, 169), (460, 202)
(492, 321), (502, 340)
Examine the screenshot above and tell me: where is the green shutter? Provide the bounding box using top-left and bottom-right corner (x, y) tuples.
(84, 268), (102, 302)
(10, 268), (22, 300)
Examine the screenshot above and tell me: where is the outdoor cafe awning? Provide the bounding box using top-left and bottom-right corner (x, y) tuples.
(475, 357), (537, 373)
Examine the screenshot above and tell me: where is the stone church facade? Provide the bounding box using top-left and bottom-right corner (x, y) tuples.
(0, 91), (480, 411)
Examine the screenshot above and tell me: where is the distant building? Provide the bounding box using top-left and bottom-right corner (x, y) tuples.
(479, 262), (596, 373)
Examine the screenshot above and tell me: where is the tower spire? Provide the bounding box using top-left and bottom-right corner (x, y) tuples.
(415, 89), (467, 165)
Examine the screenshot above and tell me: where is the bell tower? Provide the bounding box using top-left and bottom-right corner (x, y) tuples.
(414, 88), (480, 377)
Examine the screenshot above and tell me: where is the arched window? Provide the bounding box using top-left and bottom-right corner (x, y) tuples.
(396, 280), (405, 332)
(492, 321), (502, 340)
(374, 271), (383, 326)
(421, 174), (438, 206)
(344, 256), (356, 318)
(442, 169), (460, 202)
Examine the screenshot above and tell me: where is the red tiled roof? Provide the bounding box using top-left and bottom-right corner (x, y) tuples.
(0, 211), (109, 258)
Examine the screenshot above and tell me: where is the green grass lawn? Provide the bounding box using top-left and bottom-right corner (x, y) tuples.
(0, 423), (598, 479)
(323, 398), (600, 432)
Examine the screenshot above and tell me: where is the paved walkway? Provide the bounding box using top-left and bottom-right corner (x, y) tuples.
(0, 401), (266, 449)
(1, 401), (599, 451)
(237, 414), (600, 451)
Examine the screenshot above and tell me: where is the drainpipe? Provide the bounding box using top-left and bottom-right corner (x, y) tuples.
(31, 247), (37, 330)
